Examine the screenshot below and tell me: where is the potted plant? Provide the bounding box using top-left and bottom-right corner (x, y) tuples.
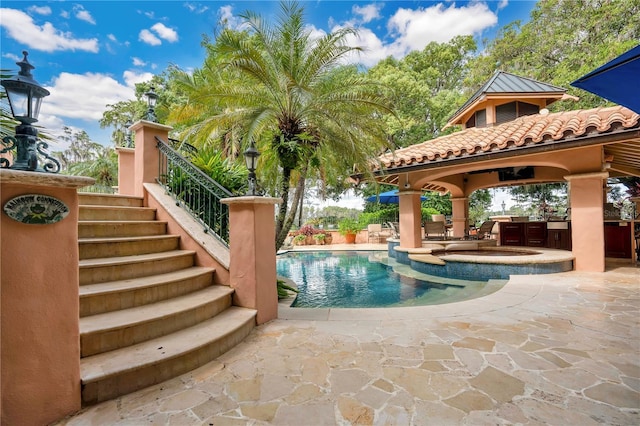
(293, 234), (306, 246)
(297, 224), (318, 245)
(338, 218), (362, 244)
(312, 233), (326, 245)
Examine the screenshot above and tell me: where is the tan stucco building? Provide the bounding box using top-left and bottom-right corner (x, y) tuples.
(366, 72), (640, 271)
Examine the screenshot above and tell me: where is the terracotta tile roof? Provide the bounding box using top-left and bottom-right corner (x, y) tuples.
(374, 105), (640, 172)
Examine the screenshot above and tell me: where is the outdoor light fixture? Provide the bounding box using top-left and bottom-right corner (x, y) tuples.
(0, 51), (59, 172)
(243, 139), (260, 196)
(144, 87), (158, 122)
(125, 119), (133, 148)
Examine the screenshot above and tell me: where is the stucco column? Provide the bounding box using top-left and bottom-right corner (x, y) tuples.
(131, 120), (172, 198)
(565, 172), (608, 272)
(221, 196), (281, 324)
(116, 147), (135, 196)
(398, 190), (423, 248)
(451, 197), (469, 238)
(1, 169), (94, 425)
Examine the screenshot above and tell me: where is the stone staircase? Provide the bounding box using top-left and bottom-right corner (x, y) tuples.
(77, 193), (256, 405)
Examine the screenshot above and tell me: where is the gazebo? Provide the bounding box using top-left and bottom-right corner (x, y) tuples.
(363, 71), (640, 272)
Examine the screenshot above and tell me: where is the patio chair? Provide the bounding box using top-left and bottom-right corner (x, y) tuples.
(424, 221), (447, 240)
(386, 222), (400, 239)
(367, 223), (382, 243)
(469, 220), (495, 240)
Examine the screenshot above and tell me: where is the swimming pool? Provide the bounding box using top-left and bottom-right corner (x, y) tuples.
(276, 251), (506, 308)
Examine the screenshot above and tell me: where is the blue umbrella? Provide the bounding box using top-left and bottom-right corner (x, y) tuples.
(366, 190), (427, 204)
(571, 44), (640, 113)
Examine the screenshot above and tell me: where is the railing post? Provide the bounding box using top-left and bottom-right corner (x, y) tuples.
(221, 196), (281, 324)
(116, 147), (135, 196)
(129, 120), (172, 198)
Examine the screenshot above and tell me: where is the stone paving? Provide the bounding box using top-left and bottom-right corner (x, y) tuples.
(59, 258), (640, 425)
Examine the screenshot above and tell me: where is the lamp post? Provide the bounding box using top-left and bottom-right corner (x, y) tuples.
(1, 51), (59, 172)
(243, 139), (260, 196)
(144, 87), (158, 122)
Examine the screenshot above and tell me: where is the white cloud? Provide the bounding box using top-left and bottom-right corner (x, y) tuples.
(387, 3), (498, 51)
(2, 52), (22, 62)
(345, 26), (400, 67)
(123, 70), (154, 88)
(27, 5), (51, 15)
(107, 34), (117, 42)
(352, 3), (382, 24)
(330, 2), (499, 67)
(139, 28), (161, 46)
(185, 2), (209, 14)
(218, 5), (245, 30)
(132, 57), (147, 67)
(43, 72), (134, 122)
(497, 0), (509, 11)
(0, 8), (99, 52)
(74, 5), (96, 25)
(306, 24), (327, 43)
(151, 22), (178, 42)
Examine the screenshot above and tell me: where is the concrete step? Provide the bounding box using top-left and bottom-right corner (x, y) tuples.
(79, 205), (157, 221)
(79, 193), (143, 207)
(79, 235), (180, 260)
(81, 306), (256, 405)
(79, 267), (215, 317)
(79, 250), (195, 285)
(78, 220), (167, 238)
(80, 286), (234, 357)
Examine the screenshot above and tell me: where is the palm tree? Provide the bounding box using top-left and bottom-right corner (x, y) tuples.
(169, 1), (395, 249)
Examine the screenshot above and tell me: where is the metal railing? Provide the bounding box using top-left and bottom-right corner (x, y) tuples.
(79, 184), (117, 194)
(156, 137), (232, 246)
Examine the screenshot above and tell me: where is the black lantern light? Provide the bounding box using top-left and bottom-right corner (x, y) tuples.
(243, 139), (260, 196)
(1, 51), (59, 172)
(144, 86), (158, 122)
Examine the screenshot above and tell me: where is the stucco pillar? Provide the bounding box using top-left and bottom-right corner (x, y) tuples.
(1, 169), (94, 425)
(398, 191), (423, 248)
(565, 172), (608, 272)
(451, 197), (469, 238)
(116, 147), (135, 196)
(221, 196), (281, 324)
(131, 120), (172, 198)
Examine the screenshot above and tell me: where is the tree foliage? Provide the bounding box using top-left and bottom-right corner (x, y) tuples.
(367, 36), (476, 147)
(166, 1), (395, 249)
(53, 127), (118, 187)
(466, 0), (640, 111)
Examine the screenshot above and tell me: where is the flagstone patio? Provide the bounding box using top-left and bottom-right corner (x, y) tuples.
(57, 254), (639, 425)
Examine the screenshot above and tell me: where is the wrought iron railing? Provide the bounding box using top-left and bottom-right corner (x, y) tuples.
(79, 184), (116, 194)
(156, 137), (232, 246)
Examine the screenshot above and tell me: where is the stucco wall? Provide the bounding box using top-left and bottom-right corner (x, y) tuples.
(1, 171), (91, 425)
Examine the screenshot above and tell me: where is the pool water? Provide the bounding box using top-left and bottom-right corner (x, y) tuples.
(276, 251), (506, 308)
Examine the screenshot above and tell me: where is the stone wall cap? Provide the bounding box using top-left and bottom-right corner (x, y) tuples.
(0, 169), (95, 188)
(130, 120), (173, 132)
(221, 196), (282, 205)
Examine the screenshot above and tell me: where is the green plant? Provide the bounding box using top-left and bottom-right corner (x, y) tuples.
(312, 233), (326, 243)
(338, 217), (362, 235)
(292, 234), (306, 245)
(296, 224), (319, 237)
(277, 279), (299, 299)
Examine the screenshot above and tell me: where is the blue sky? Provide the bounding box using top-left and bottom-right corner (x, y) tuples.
(0, 1), (537, 152)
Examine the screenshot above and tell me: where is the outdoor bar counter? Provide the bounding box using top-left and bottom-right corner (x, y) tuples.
(497, 218), (638, 260)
